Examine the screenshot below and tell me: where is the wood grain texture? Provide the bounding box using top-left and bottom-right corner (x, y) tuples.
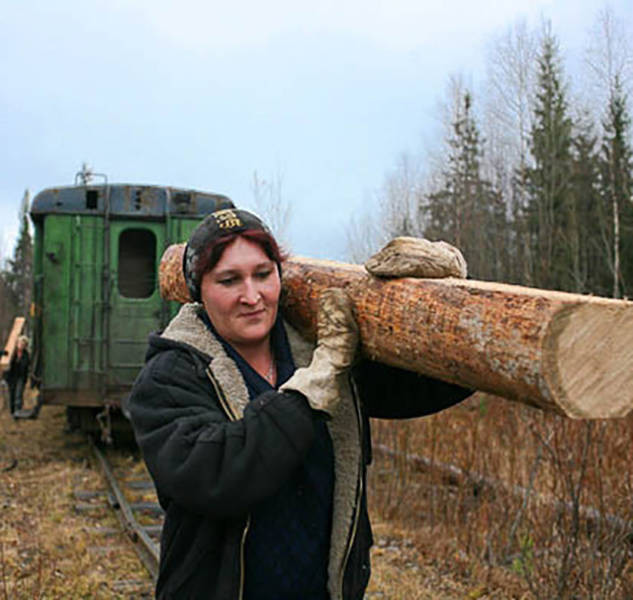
(158, 243), (633, 419)
(281, 257), (633, 419)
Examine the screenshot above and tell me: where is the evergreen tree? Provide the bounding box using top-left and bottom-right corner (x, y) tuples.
(569, 115), (603, 294)
(3, 190), (33, 317)
(524, 27), (575, 291)
(598, 76), (633, 298)
(423, 91), (505, 280)
(0, 257), (11, 345)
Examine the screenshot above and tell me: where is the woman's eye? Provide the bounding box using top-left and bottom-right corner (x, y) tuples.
(218, 277), (237, 286)
(255, 270), (272, 280)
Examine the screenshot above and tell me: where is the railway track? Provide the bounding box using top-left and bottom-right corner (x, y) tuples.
(73, 436), (164, 597)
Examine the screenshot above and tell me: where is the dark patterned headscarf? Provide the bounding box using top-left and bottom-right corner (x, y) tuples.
(184, 208), (274, 302)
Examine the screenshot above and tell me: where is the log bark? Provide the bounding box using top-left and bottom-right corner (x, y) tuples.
(159, 243), (633, 419)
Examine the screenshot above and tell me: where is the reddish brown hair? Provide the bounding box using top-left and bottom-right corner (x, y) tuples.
(193, 229), (288, 282)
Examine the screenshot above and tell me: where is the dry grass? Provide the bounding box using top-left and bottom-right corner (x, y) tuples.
(3, 388), (632, 598)
(368, 393), (633, 599)
(0, 393), (147, 599)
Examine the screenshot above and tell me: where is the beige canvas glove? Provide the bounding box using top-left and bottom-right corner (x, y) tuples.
(280, 288), (359, 416)
(365, 236), (467, 279)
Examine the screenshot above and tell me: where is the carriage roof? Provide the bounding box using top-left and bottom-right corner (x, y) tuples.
(30, 184), (234, 220)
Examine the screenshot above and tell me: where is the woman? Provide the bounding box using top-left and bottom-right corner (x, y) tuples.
(128, 208), (472, 599)
(4, 335), (30, 417)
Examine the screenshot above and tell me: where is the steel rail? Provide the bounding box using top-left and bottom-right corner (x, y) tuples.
(89, 436), (160, 580)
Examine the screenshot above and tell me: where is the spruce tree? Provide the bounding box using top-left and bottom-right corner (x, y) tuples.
(423, 91), (504, 280)
(598, 76), (633, 298)
(4, 190), (33, 317)
(569, 115), (602, 294)
(524, 27), (575, 291)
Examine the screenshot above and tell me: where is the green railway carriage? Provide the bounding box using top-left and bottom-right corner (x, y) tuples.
(29, 183), (233, 434)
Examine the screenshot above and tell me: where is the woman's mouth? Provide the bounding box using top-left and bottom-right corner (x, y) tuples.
(240, 309), (265, 318)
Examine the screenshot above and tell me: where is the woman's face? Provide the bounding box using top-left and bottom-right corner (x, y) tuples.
(200, 236), (281, 352)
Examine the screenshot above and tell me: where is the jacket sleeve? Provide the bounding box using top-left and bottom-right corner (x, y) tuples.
(128, 348), (317, 518)
(352, 359), (474, 419)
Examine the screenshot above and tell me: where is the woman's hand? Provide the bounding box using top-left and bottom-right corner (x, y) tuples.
(280, 288), (359, 416)
(314, 288), (359, 370)
(365, 236), (467, 279)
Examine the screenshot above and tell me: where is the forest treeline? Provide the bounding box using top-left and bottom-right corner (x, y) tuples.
(356, 11), (633, 596)
(351, 10), (632, 300)
(1, 190), (33, 346)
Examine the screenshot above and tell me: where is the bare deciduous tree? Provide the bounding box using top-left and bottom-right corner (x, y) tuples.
(377, 152), (423, 239)
(344, 153), (423, 263)
(585, 6), (632, 106)
(250, 169), (292, 248)
(344, 202), (384, 264)
(484, 19), (538, 195)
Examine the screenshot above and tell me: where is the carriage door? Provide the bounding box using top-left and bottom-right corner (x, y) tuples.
(108, 222), (164, 389)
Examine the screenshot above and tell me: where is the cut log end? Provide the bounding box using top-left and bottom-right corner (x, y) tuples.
(159, 243), (191, 303)
(545, 304), (633, 419)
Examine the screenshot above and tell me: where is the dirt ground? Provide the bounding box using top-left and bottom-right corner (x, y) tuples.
(0, 388), (149, 599)
(0, 389), (499, 599)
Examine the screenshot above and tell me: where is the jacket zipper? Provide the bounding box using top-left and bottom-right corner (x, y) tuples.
(338, 375), (365, 599)
(239, 517), (251, 599)
(206, 367), (250, 600)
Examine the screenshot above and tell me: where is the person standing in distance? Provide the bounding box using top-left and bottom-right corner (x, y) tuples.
(4, 335), (30, 418)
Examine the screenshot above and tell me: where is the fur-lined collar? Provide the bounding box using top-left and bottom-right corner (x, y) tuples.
(160, 303), (314, 418)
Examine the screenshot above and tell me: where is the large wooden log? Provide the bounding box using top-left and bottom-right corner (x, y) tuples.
(159, 244), (633, 419)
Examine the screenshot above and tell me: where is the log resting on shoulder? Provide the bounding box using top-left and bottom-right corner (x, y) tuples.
(159, 243), (633, 419)
(1, 317), (25, 376)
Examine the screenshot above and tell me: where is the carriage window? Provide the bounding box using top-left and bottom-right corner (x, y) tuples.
(86, 190), (98, 209)
(118, 229), (156, 298)
(173, 192), (191, 213)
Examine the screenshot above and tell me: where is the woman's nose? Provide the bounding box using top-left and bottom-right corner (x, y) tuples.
(240, 278), (261, 304)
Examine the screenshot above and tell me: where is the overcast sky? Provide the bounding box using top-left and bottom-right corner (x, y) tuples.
(2, 1), (631, 260)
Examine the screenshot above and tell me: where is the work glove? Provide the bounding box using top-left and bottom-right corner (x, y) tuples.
(365, 236), (467, 279)
(281, 288), (359, 416)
